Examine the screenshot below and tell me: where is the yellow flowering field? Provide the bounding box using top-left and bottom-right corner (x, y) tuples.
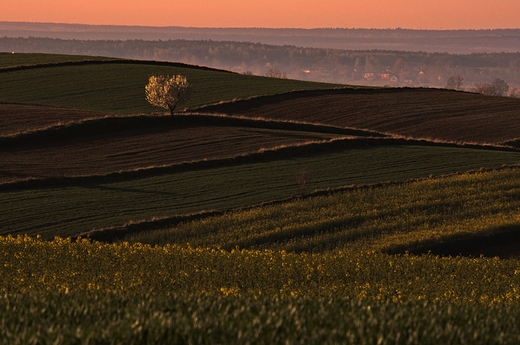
(2, 235), (520, 305)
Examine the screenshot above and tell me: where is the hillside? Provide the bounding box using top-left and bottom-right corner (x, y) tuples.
(198, 88), (520, 145)
(0, 56), (341, 113)
(0, 112), (350, 184)
(3, 53), (520, 343)
(0, 53), (519, 240)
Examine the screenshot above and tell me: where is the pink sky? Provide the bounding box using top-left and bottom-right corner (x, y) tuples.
(2, 0), (520, 29)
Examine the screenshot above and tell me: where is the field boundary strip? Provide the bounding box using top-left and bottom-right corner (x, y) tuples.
(2, 136), (517, 192)
(0, 113), (385, 147)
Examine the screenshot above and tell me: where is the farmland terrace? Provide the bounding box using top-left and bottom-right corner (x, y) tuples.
(197, 88), (520, 145)
(1, 54), (520, 245)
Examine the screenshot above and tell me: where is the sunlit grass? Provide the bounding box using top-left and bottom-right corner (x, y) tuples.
(126, 167), (520, 256)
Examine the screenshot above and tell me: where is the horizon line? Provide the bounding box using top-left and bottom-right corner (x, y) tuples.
(2, 21), (520, 32)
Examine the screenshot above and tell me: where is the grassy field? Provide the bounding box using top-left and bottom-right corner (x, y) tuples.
(0, 58), (342, 113)
(3, 53), (520, 343)
(125, 167), (520, 257)
(2, 145), (520, 238)
(3, 235), (520, 344)
(0, 52), (115, 68)
(3, 291), (520, 344)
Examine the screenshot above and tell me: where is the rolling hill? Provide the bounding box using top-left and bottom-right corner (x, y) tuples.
(0, 55), (342, 113)
(197, 88), (520, 145)
(0, 53), (519, 241)
(3, 53), (520, 343)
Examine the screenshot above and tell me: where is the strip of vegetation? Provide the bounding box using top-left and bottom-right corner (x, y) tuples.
(2, 146), (520, 238)
(123, 167), (520, 258)
(0, 113), (383, 149)
(502, 138), (520, 148)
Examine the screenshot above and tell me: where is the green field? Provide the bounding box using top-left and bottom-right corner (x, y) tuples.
(0, 52), (116, 68)
(2, 145), (519, 238)
(125, 167), (520, 257)
(0, 57), (342, 113)
(2, 53), (520, 343)
(3, 291), (520, 345)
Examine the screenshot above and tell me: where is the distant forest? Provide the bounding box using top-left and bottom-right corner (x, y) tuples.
(2, 22), (520, 54)
(2, 36), (520, 92)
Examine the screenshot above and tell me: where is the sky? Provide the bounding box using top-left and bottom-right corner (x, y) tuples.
(2, 0), (520, 29)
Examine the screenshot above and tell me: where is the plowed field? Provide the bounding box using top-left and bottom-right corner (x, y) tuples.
(198, 88), (520, 144)
(0, 123), (339, 184)
(0, 103), (108, 136)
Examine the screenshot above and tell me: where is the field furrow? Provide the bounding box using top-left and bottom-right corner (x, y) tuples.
(1, 145), (519, 238)
(0, 124), (339, 184)
(199, 88), (520, 144)
(0, 61), (340, 113)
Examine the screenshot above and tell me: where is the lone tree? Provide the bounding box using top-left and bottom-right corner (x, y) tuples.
(446, 74), (464, 90)
(145, 75), (192, 116)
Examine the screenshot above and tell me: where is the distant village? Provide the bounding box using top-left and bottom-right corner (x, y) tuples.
(2, 36), (520, 96)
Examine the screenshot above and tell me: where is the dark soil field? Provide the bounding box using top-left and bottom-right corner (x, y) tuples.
(198, 88), (520, 145)
(0, 103), (108, 135)
(0, 120), (340, 184)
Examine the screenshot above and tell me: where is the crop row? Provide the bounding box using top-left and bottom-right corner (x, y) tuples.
(0, 61), (340, 113)
(126, 167), (520, 256)
(2, 146), (519, 238)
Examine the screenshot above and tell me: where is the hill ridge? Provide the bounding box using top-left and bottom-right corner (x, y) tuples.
(1, 136), (517, 191)
(0, 57), (236, 74)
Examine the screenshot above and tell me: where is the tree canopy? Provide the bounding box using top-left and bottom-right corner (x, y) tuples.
(145, 75), (192, 116)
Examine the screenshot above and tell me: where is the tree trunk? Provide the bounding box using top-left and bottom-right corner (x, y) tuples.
(168, 106), (175, 117)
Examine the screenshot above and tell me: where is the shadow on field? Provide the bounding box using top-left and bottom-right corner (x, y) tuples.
(385, 224), (520, 259)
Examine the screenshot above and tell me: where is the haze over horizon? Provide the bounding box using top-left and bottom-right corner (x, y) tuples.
(2, 0), (520, 30)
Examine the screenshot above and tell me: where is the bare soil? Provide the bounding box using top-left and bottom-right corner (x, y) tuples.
(0, 123), (339, 184)
(0, 103), (109, 136)
(198, 88), (520, 145)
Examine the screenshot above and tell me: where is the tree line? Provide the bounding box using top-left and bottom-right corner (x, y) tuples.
(2, 37), (520, 92)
